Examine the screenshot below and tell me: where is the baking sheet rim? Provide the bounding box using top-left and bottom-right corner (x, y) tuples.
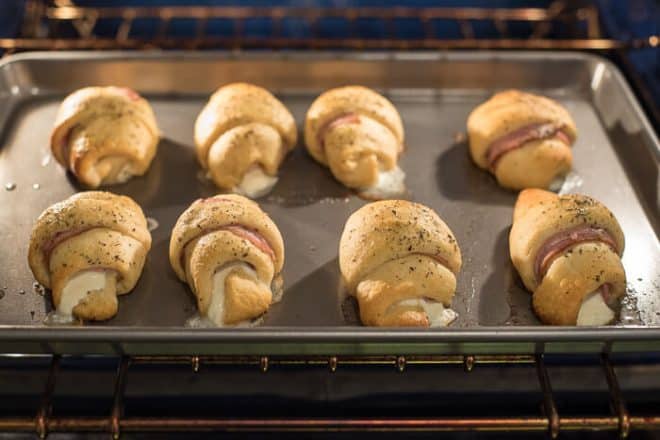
(0, 49), (658, 349)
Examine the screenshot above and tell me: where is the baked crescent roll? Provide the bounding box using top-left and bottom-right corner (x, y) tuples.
(304, 86), (406, 199)
(51, 86), (160, 188)
(510, 189), (626, 325)
(467, 90), (577, 190)
(339, 200), (461, 327)
(28, 191), (151, 322)
(169, 194), (285, 326)
(194, 83), (297, 198)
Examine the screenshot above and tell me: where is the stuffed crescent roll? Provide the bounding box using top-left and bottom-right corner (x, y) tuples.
(467, 90), (577, 190)
(509, 189), (626, 325)
(194, 83), (297, 198)
(28, 191), (152, 322)
(51, 86), (160, 188)
(304, 86), (406, 199)
(169, 194), (285, 326)
(339, 200), (461, 327)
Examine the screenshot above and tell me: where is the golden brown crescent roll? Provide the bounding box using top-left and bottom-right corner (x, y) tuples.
(339, 200), (461, 327)
(28, 191), (151, 322)
(304, 86), (406, 199)
(194, 83), (297, 198)
(51, 86), (160, 188)
(467, 90), (577, 190)
(510, 189), (626, 325)
(169, 194), (285, 326)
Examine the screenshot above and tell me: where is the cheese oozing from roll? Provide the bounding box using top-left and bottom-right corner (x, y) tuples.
(195, 83), (297, 198)
(169, 194), (285, 326)
(28, 191), (152, 322)
(509, 189), (626, 325)
(467, 90), (577, 190)
(305, 86), (406, 198)
(233, 165), (279, 199)
(576, 285), (616, 326)
(339, 200), (462, 327)
(51, 86), (160, 188)
(395, 298), (458, 327)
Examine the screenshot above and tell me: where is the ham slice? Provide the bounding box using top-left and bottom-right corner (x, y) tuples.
(222, 225), (276, 262)
(316, 113), (361, 151)
(534, 226), (618, 282)
(54, 122), (78, 166)
(180, 223), (276, 276)
(42, 227), (93, 264)
(55, 88), (139, 164)
(188, 197), (277, 264)
(486, 122), (572, 170)
(116, 87), (141, 102)
(600, 283), (613, 305)
(423, 253), (450, 272)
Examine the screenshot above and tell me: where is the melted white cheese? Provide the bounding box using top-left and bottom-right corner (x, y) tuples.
(398, 298), (458, 327)
(97, 156), (135, 185)
(577, 290), (615, 326)
(207, 263), (259, 327)
(233, 166), (278, 199)
(115, 163), (134, 184)
(360, 166), (406, 199)
(548, 175), (565, 192)
(58, 270), (107, 316)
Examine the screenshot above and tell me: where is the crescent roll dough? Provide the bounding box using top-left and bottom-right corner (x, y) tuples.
(51, 86), (160, 188)
(28, 191), (151, 322)
(304, 86), (406, 198)
(194, 83), (297, 198)
(339, 200), (461, 327)
(509, 189), (626, 325)
(467, 90), (577, 190)
(169, 194), (285, 326)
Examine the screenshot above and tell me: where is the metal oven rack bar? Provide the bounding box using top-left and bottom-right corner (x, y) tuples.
(2, 1), (657, 125)
(1, 354), (658, 438)
(4, 0), (658, 51)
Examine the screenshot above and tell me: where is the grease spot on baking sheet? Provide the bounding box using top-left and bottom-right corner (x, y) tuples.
(340, 295), (360, 326)
(196, 169), (213, 185)
(146, 217), (159, 232)
(185, 313), (265, 329)
(33, 282), (45, 296)
(338, 278), (360, 325)
(43, 311), (81, 326)
(453, 131), (466, 143)
(619, 291), (643, 326)
(319, 197), (351, 205)
(558, 171), (583, 195)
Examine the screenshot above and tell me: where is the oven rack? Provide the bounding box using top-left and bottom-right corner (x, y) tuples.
(3, 1), (657, 126)
(3, 0), (657, 52)
(0, 353), (659, 438)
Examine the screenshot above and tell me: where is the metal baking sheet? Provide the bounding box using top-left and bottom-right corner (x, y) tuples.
(0, 51), (658, 355)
